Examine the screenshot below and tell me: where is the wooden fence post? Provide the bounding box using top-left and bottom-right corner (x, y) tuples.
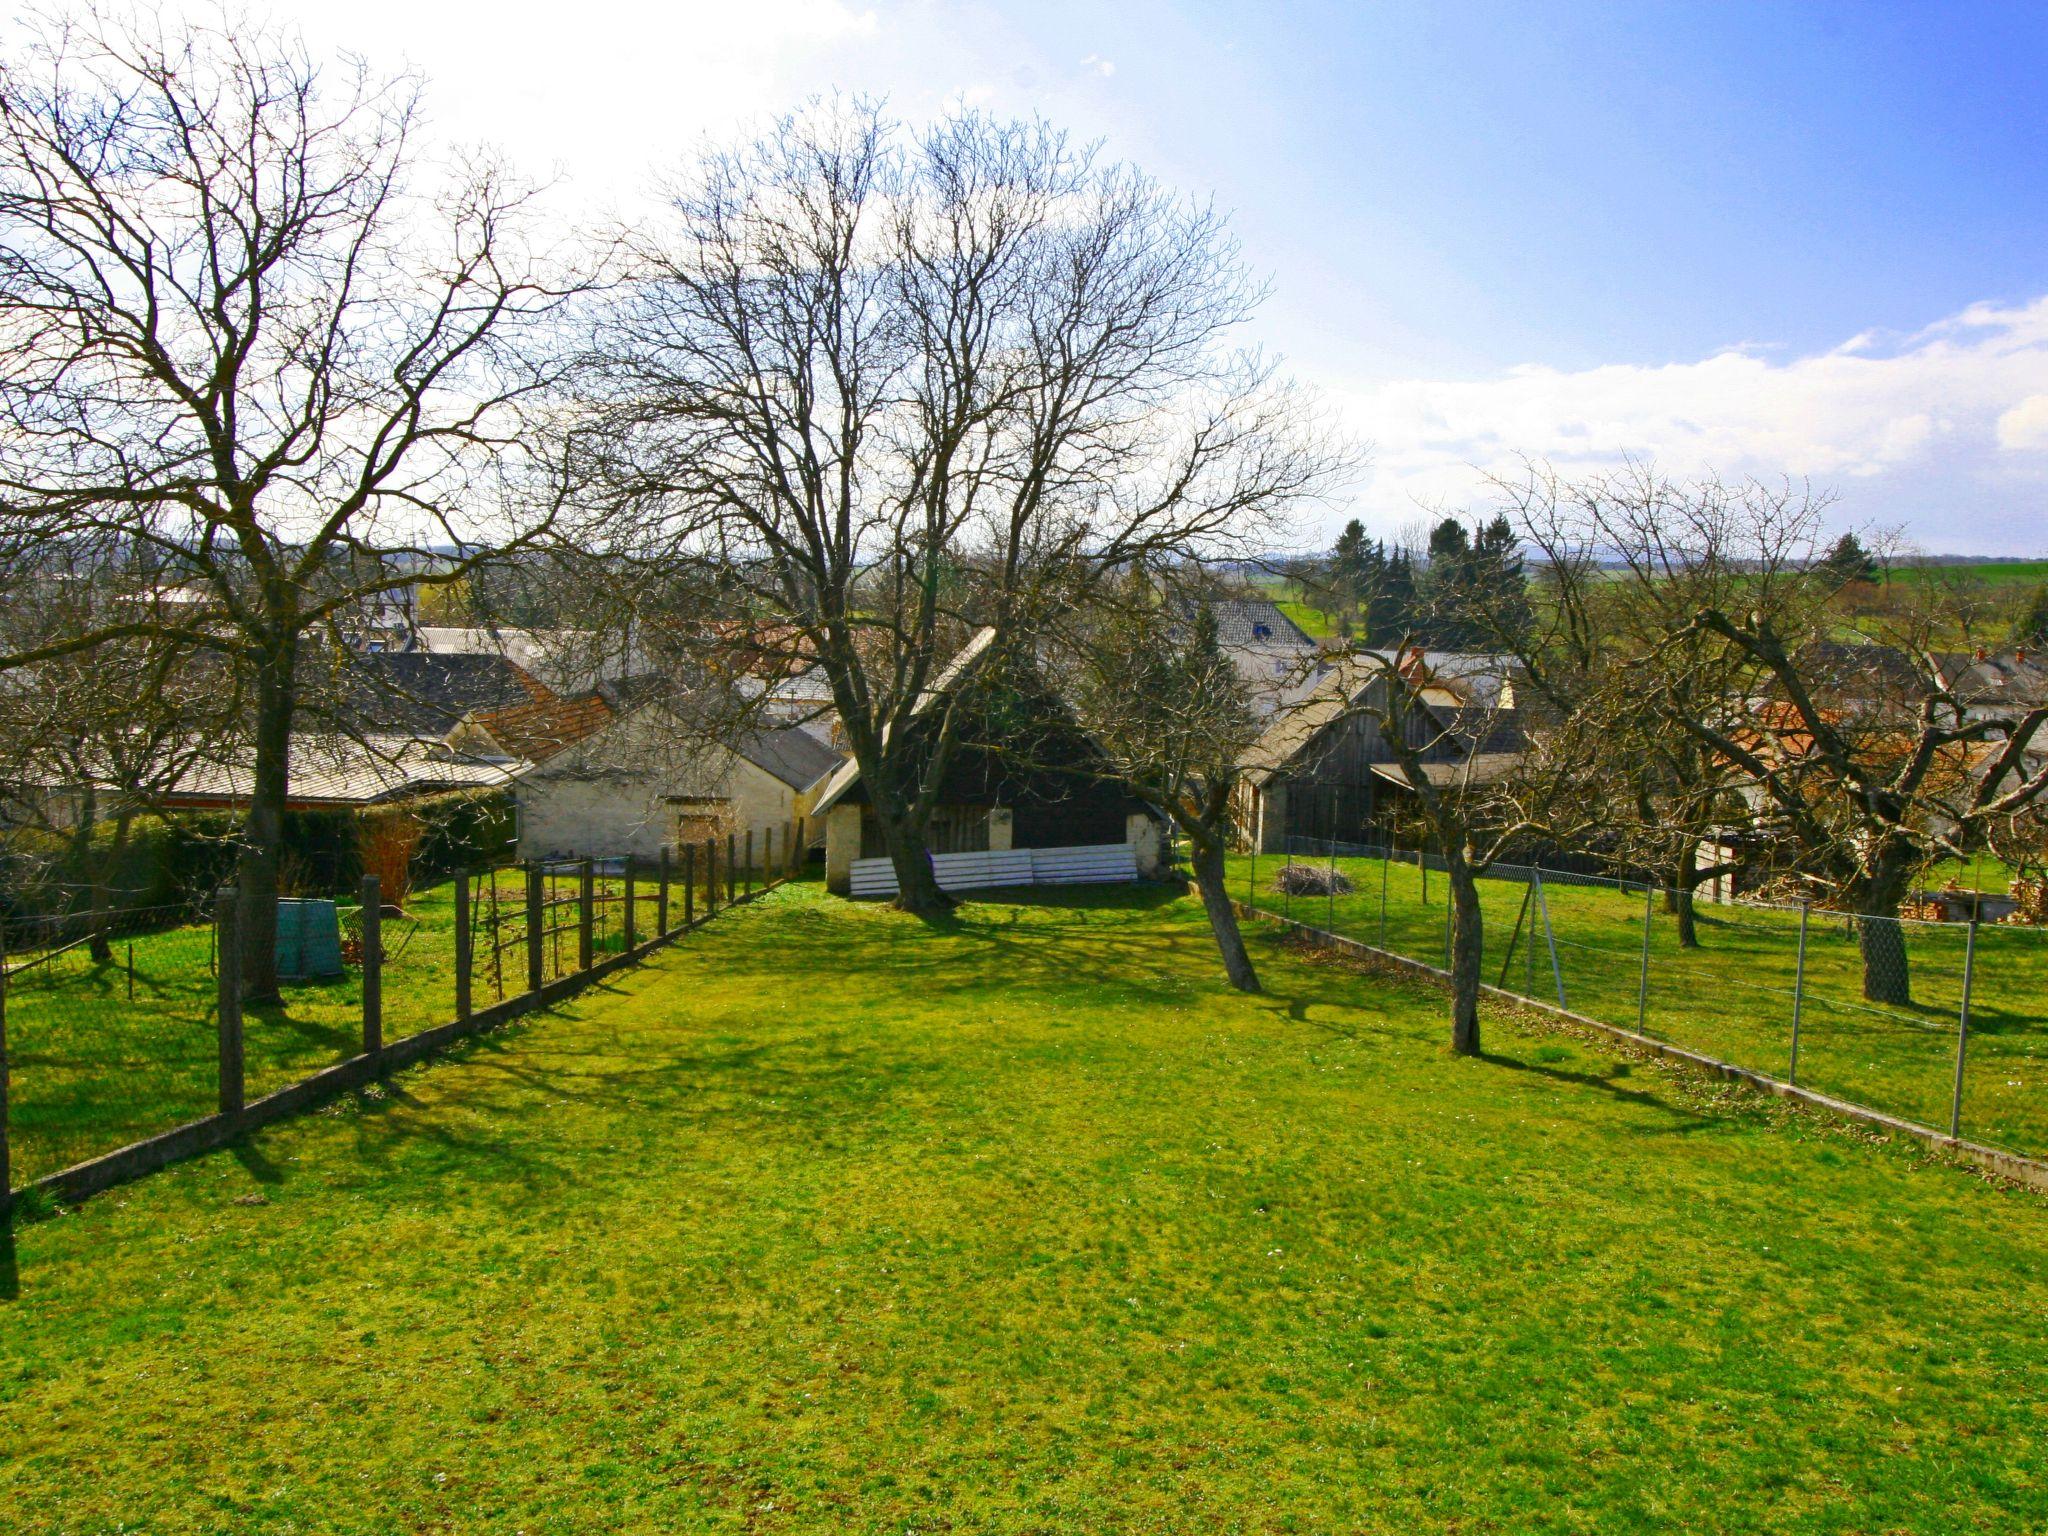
(0, 910), (11, 1211)
(726, 832), (737, 905)
(705, 838), (719, 915)
(624, 857), (638, 949)
(744, 829), (755, 898)
(525, 863), (545, 995)
(578, 859), (595, 971)
(658, 847), (671, 936)
(454, 870), (473, 1021)
(684, 844), (696, 927)
(360, 875), (383, 1057)
(216, 886), (244, 1116)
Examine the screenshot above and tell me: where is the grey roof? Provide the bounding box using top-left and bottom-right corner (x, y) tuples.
(738, 722), (844, 792)
(1203, 598), (1316, 650)
(347, 652), (550, 735)
(1935, 649), (2048, 710)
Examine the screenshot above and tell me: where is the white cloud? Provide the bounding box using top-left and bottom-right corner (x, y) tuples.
(1996, 393), (2048, 452)
(1327, 296), (2048, 545)
(1080, 53), (1117, 77)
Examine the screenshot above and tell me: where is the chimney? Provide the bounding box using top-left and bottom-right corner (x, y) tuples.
(1975, 646), (1988, 663)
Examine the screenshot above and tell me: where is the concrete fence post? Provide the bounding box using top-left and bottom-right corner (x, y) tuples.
(658, 847), (671, 936)
(578, 859), (595, 971)
(216, 886), (244, 1116)
(1635, 883), (1654, 1033)
(1533, 870), (1566, 1011)
(454, 870), (473, 1021)
(1379, 838), (1390, 949)
(1789, 901), (1810, 1085)
(1951, 917), (1979, 1139)
(360, 875), (383, 1057)
(525, 864), (545, 995)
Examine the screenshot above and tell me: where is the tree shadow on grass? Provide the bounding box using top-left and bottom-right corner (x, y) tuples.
(1477, 1049), (1719, 1130)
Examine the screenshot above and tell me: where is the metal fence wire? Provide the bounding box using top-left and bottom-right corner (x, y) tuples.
(1233, 837), (2046, 1162)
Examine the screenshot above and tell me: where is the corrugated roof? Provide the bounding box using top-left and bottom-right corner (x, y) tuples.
(163, 735), (518, 808)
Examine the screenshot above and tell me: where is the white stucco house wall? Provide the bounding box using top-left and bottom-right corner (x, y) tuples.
(512, 703), (844, 864)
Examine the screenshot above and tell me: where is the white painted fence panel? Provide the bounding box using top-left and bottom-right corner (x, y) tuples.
(848, 841), (1138, 898)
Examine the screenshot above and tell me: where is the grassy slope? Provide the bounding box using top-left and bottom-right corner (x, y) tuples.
(4, 883), (2045, 1534)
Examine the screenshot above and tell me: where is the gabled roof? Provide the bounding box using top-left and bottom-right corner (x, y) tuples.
(1202, 598), (1316, 650)
(1238, 655), (1385, 785)
(464, 692), (615, 764)
(738, 722), (844, 792)
(162, 734), (518, 808)
(807, 628), (998, 815)
(1934, 649), (2048, 710)
(1370, 753), (1524, 791)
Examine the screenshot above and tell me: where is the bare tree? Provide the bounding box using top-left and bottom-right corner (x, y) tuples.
(1500, 463), (1829, 946)
(0, 9), (585, 995)
(0, 546), (239, 953)
(581, 100), (1335, 915)
(1045, 568), (1268, 990)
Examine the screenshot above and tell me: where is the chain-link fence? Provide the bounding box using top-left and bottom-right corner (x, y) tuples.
(4, 825), (810, 1201)
(1230, 838), (2048, 1162)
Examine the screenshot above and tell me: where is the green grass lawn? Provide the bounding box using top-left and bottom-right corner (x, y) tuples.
(3, 866), (693, 1184)
(4, 881), (2045, 1533)
(1231, 852), (2048, 1160)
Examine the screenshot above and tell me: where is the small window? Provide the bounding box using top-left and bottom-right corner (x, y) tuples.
(1252, 622), (1272, 639)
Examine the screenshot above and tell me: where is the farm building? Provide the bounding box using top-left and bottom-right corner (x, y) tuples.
(1234, 650), (1524, 852)
(807, 630), (1168, 897)
(511, 698), (842, 864)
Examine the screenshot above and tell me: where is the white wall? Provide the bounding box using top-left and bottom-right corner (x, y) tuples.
(515, 710), (811, 862)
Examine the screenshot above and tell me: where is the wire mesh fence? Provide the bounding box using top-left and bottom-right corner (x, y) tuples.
(3, 823), (810, 1200)
(1230, 837), (2048, 1163)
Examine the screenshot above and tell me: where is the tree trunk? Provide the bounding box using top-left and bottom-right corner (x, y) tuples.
(1849, 858), (1916, 1006)
(237, 641), (296, 1002)
(85, 809), (135, 965)
(1446, 862), (1483, 1056)
(1662, 839), (1701, 949)
(64, 783), (111, 961)
(872, 799), (952, 919)
(1190, 837), (1260, 993)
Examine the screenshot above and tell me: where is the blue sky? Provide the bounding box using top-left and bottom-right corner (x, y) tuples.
(262, 0), (2048, 553)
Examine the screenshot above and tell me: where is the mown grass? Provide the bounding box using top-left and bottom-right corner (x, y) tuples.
(3, 880), (2045, 1533)
(3, 866), (691, 1184)
(1229, 851), (2048, 1160)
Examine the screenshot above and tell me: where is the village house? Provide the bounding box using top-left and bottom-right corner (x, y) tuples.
(510, 695), (842, 866)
